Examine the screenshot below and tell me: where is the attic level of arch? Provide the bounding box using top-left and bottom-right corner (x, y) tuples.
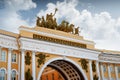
(36, 8), (80, 35)
(33, 34), (86, 48)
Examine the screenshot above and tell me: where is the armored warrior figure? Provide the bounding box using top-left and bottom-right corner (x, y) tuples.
(36, 17), (41, 26)
(41, 16), (46, 27)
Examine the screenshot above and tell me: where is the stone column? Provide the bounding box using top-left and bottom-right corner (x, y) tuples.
(108, 64), (111, 80)
(0, 46), (1, 60)
(7, 48), (12, 80)
(89, 60), (93, 80)
(21, 50), (25, 80)
(115, 65), (119, 80)
(32, 51), (36, 80)
(96, 61), (100, 80)
(100, 64), (104, 80)
(18, 51), (21, 80)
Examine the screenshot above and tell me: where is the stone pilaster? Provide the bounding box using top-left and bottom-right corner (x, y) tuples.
(100, 64), (104, 80)
(32, 51), (36, 80)
(115, 65), (119, 80)
(0, 46), (1, 60)
(108, 64), (111, 80)
(96, 61), (100, 80)
(18, 51), (21, 80)
(89, 60), (93, 80)
(7, 48), (12, 80)
(21, 50), (25, 80)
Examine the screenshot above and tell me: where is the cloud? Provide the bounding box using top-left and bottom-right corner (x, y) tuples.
(5, 0), (36, 11)
(37, 0), (120, 51)
(0, 0), (36, 33)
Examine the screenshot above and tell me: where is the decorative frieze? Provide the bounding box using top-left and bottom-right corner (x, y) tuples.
(99, 53), (120, 63)
(33, 34), (87, 48)
(0, 34), (18, 49)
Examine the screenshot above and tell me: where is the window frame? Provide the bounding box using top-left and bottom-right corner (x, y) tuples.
(0, 69), (6, 80)
(118, 66), (120, 73)
(11, 53), (17, 63)
(110, 66), (114, 73)
(1, 50), (6, 62)
(103, 65), (107, 72)
(11, 70), (17, 80)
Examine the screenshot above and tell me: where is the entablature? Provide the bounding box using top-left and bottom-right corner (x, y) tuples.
(20, 37), (100, 60)
(99, 53), (120, 63)
(0, 34), (18, 50)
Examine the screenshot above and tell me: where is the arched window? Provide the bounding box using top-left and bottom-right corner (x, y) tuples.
(11, 70), (16, 80)
(0, 69), (5, 80)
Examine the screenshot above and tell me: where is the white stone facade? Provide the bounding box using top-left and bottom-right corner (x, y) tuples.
(0, 28), (120, 80)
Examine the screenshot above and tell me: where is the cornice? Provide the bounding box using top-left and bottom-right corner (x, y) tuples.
(99, 53), (120, 63)
(20, 37), (100, 60)
(0, 29), (19, 38)
(0, 34), (18, 49)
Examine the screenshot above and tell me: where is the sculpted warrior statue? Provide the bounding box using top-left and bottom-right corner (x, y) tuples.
(65, 21), (69, 32)
(41, 16), (46, 27)
(53, 18), (57, 29)
(36, 17), (41, 26)
(53, 8), (58, 16)
(46, 8), (58, 29)
(36, 8), (80, 36)
(47, 8), (58, 21)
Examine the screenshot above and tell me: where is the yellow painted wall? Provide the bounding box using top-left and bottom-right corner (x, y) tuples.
(19, 26), (95, 49)
(0, 48), (8, 69)
(0, 48), (19, 80)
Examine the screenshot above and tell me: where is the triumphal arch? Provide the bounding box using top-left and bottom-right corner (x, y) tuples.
(0, 9), (120, 80)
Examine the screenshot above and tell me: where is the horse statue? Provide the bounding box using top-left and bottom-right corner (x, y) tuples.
(57, 20), (66, 31)
(68, 24), (74, 34)
(75, 27), (80, 35)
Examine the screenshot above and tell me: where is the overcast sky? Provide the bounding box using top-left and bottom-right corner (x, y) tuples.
(0, 0), (120, 51)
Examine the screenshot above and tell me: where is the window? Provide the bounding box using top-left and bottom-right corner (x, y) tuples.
(111, 78), (115, 80)
(12, 53), (17, 63)
(110, 66), (114, 72)
(103, 65), (106, 72)
(0, 69), (5, 80)
(1, 50), (6, 61)
(118, 67), (120, 73)
(104, 78), (108, 80)
(11, 70), (16, 80)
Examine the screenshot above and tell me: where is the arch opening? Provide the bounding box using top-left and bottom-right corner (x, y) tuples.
(40, 60), (85, 80)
